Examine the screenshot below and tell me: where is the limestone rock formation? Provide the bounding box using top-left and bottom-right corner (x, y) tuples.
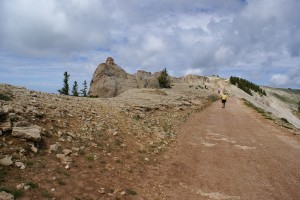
(89, 57), (160, 98)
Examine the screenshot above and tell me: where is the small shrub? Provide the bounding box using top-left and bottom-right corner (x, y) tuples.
(0, 93), (11, 101)
(26, 182), (39, 189)
(208, 95), (218, 102)
(158, 68), (171, 88)
(125, 188), (137, 195)
(78, 149), (85, 155)
(56, 178), (65, 186)
(298, 101), (300, 113)
(86, 155), (94, 161)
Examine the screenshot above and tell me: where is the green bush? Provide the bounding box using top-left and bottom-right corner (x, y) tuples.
(0, 93), (11, 101)
(158, 68), (171, 88)
(298, 101), (300, 113)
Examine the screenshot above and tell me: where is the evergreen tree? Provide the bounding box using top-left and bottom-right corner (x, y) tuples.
(72, 81), (79, 96)
(58, 71), (70, 95)
(81, 80), (88, 97)
(230, 76), (266, 96)
(158, 68), (171, 88)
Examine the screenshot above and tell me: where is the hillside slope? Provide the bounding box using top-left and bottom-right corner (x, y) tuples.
(0, 82), (215, 199)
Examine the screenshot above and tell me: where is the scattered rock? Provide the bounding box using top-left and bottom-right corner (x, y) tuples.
(15, 161), (26, 170)
(28, 143), (38, 153)
(16, 183), (25, 190)
(0, 191), (14, 200)
(0, 155), (13, 166)
(0, 121), (12, 132)
(56, 154), (72, 165)
(99, 188), (106, 194)
(62, 149), (72, 156)
(12, 126), (42, 142)
(49, 143), (60, 153)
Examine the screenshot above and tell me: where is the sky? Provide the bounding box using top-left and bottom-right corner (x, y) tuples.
(0, 0), (300, 93)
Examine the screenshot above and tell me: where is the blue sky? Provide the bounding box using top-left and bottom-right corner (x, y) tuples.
(1, 0), (300, 93)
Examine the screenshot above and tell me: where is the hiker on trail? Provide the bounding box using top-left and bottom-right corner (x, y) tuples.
(221, 93), (228, 108)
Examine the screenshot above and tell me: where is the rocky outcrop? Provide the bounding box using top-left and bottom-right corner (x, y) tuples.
(12, 126), (42, 142)
(89, 57), (161, 98)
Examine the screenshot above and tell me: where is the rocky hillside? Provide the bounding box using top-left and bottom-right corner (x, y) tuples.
(1, 64), (299, 199)
(0, 80), (215, 199)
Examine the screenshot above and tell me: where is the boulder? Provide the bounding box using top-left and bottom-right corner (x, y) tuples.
(0, 155), (13, 166)
(88, 57), (161, 98)
(0, 121), (12, 132)
(12, 126), (42, 142)
(0, 191), (14, 200)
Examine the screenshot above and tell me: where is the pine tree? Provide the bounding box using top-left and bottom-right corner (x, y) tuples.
(72, 81), (79, 96)
(81, 80), (88, 97)
(158, 68), (171, 88)
(58, 71), (70, 95)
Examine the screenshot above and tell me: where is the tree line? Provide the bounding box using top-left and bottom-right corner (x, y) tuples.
(230, 76), (267, 96)
(58, 71), (88, 97)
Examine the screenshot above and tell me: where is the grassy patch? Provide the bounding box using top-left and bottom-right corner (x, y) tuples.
(86, 155), (94, 161)
(42, 189), (53, 199)
(55, 178), (66, 186)
(0, 167), (7, 182)
(26, 182), (39, 189)
(207, 95), (219, 102)
(55, 168), (71, 177)
(78, 149), (85, 156)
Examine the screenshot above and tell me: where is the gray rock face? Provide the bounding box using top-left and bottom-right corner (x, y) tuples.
(12, 126), (42, 142)
(88, 57), (161, 98)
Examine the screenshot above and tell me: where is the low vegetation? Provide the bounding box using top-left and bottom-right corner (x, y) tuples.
(230, 76), (266, 96)
(158, 68), (171, 88)
(271, 92), (295, 104)
(242, 99), (273, 120)
(0, 93), (11, 101)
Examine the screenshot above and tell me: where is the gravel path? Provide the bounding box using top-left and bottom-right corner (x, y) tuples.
(135, 98), (300, 200)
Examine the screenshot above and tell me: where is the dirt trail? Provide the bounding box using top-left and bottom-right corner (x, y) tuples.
(135, 98), (300, 200)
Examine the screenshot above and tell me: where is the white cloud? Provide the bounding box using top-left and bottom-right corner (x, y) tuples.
(270, 74), (290, 86)
(184, 68), (203, 76)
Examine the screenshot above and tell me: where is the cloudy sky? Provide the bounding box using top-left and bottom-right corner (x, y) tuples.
(0, 0), (300, 93)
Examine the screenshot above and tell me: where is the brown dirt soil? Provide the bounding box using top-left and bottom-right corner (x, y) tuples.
(133, 98), (300, 200)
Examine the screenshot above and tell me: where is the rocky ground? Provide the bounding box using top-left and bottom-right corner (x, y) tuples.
(0, 82), (215, 200)
(1, 75), (300, 200)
